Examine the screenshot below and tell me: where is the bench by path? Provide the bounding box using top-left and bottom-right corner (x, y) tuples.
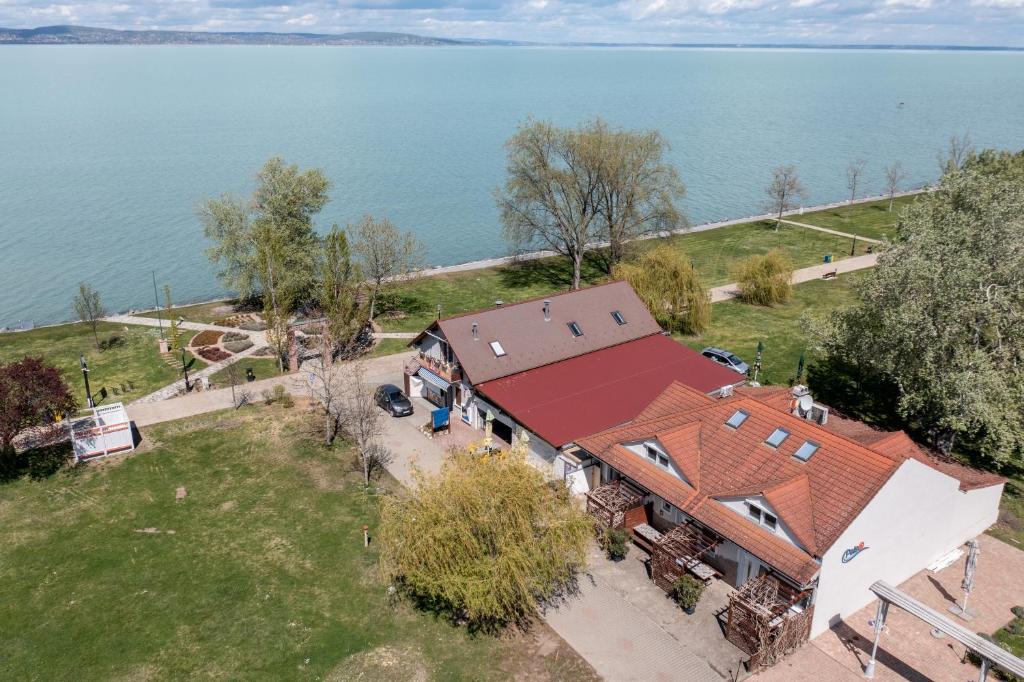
(709, 253), (879, 303)
(778, 219), (883, 244)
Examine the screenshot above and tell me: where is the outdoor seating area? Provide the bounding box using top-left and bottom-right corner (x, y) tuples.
(722, 574), (814, 672)
(585, 480), (646, 529)
(651, 523), (723, 591)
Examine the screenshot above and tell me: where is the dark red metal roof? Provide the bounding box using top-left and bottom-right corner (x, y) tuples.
(475, 334), (745, 447)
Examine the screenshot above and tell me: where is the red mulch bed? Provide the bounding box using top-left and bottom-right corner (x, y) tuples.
(197, 346), (231, 362)
(190, 330), (224, 347)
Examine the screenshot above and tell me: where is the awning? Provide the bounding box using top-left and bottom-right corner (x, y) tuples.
(417, 367), (451, 392)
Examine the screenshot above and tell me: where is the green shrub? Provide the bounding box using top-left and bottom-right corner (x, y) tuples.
(603, 526), (630, 561)
(238, 320), (267, 332)
(262, 384), (292, 407)
(1012, 606), (1024, 619)
(731, 248), (794, 306)
(222, 331), (251, 343)
(98, 334), (125, 351)
(223, 339), (254, 353)
(672, 575), (704, 611)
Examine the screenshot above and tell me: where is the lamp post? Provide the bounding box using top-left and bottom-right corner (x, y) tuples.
(180, 347), (191, 392)
(80, 355), (94, 408)
(152, 270), (164, 340)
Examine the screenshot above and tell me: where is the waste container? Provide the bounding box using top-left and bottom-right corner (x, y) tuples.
(824, 254), (833, 264)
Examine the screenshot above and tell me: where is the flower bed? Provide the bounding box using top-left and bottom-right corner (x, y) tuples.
(223, 331), (250, 343)
(190, 330), (224, 347)
(197, 346), (231, 362)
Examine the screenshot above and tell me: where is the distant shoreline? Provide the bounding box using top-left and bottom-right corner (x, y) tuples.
(4, 188), (925, 333)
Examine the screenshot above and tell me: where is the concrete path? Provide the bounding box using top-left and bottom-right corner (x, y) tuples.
(372, 331), (417, 339)
(778, 218), (883, 244)
(709, 253), (879, 303)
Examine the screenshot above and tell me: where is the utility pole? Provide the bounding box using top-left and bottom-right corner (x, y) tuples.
(80, 355), (94, 408)
(152, 270), (164, 339)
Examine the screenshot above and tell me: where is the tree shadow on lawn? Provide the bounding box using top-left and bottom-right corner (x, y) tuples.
(0, 441), (75, 483)
(498, 253), (609, 293)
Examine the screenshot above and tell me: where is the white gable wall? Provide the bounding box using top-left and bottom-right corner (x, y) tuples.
(718, 495), (807, 550)
(415, 329), (448, 361)
(623, 439), (690, 485)
(811, 458), (1003, 637)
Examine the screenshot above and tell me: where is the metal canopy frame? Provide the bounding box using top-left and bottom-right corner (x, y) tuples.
(865, 580), (1024, 680)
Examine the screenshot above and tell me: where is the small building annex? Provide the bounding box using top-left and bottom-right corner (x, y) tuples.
(406, 281), (744, 471)
(574, 380), (1005, 645)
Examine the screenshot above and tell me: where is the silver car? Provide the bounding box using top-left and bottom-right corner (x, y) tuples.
(701, 347), (750, 375)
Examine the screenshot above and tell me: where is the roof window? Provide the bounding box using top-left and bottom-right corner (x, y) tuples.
(611, 310), (627, 325)
(725, 409), (749, 429)
(765, 427), (790, 448)
(489, 340), (506, 357)
(794, 440), (820, 462)
(567, 321), (584, 337)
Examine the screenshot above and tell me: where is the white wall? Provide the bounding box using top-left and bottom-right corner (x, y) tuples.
(718, 495), (807, 550)
(623, 439), (691, 485)
(811, 459), (1003, 637)
(415, 330), (448, 361)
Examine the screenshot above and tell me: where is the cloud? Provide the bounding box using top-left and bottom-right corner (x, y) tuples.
(0, 0), (1022, 45)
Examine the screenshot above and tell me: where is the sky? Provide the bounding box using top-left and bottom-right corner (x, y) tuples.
(2, 0), (1024, 46)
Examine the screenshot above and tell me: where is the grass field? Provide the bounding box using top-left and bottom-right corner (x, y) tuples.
(678, 271), (867, 387)
(0, 322), (202, 404)
(0, 405), (596, 681)
(367, 338), (413, 358)
(137, 299), (240, 325)
(207, 356), (283, 386)
(791, 194), (921, 241)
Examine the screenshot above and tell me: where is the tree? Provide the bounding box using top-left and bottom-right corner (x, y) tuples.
(200, 156), (329, 307)
(332, 362), (390, 483)
(378, 446), (591, 630)
(256, 227), (293, 373)
(763, 165), (807, 230)
(0, 357), (77, 477)
(320, 225), (365, 355)
(592, 120), (686, 271)
(163, 284), (180, 350)
(613, 246), (710, 334)
(306, 332), (346, 446)
(846, 159), (866, 205)
(884, 161), (907, 212)
(350, 215), (422, 322)
(731, 249), (794, 306)
(937, 132), (974, 174)
(813, 161), (1024, 463)
(72, 282), (105, 350)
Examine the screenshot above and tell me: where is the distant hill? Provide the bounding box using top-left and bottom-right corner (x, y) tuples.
(0, 25), (466, 46)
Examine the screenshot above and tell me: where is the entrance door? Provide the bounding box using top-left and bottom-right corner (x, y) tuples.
(736, 549), (763, 587)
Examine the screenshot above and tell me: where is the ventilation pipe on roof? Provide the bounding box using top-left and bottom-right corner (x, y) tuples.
(543, 300), (551, 321)
(472, 322), (478, 341)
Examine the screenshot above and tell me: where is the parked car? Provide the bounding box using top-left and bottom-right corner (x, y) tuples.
(375, 384), (414, 417)
(701, 347), (749, 375)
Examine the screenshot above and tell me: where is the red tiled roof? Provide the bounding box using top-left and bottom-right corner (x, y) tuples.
(475, 335), (745, 447)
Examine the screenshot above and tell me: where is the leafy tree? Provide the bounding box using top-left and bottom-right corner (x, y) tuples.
(349, 215), (422, 322)
(320, 225), (365, 354)
(200, 156), (329, 308)
(72, 282), (106, 350)
(813, 162), (1024, 462)
(378, 446), (591, 630)
(613, 246), (710, 334)
(731, 249), (794, 306)
(0, 357), (77, 478)
(764, 165), (807, 230)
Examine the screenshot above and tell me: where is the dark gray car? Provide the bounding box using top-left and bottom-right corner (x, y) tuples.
(375, 384), (414, 417)
(701, 347), (750, 375)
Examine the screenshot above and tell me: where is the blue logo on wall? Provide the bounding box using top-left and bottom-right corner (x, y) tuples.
(842, 541), (869, 564)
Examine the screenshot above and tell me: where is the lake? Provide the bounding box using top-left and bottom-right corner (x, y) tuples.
(1, 46), (1022, 325)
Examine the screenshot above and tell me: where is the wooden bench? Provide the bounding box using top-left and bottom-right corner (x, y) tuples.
(822, 269), (838, 280)
(676, 555), (722, 584)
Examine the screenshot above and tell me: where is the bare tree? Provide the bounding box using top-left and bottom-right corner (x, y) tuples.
(763, 165), (807, 231)
(937, 132), (974, 174)
(846, 159), (867, 205)
(497, 118), (605, 290)
(306, 333), (345, 445)
(884, 161), (907, 212)
(333, 362), (389, 484)
(350, 216), (422, 322)
(72, 282), (106, 350)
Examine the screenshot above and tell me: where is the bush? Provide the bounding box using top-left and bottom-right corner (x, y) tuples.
(672, 575), (704, 611)
(197, 346), (230, 362)
(222, 331), (250, 343)
(223, 339), (254, 353)
(613, 246), (710, 335)
(262, 384), (292, 407)
(238, 320), (267, 332)
(731, 249), (794, 305)
(1012, 606), (1024, 619)
(603, 526), (630, 561)
(98, 334), (125, 351)
(190, 330), (223, 347)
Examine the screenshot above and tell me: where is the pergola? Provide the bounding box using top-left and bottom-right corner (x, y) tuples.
(585, 481), (644, 529)
(723, 574), (814, 671)
(651, 523), (720, 591)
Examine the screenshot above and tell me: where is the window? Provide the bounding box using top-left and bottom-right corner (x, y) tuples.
(765, 427), (790, 448)
(726, 409), (749, 429)
(746, 503), (762, 522)
(567, 321), (583, 337)
(489, 340), (506, 357)
(611, 310), (627, 325)
(657, 455), (669, 468)
(747, 502), (777, 532)
(794, 440), (820, 462)
(763, 513), (778, 531)
(645, 445), (658, 461)
(662, 500), (673, 514)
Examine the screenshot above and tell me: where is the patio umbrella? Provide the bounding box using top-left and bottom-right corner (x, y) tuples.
(950, 538), (979, 620)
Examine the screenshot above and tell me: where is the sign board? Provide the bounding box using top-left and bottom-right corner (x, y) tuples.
(432, 407), (450, 432)
(842, 541), (869, 564)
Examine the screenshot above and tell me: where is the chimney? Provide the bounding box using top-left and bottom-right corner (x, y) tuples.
(495, 300), (503, 308)
(543, 300), (551, 321)
(471, 322), (478, 341)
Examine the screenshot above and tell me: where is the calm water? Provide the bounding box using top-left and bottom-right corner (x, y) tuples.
(1, 46), (1023, 325)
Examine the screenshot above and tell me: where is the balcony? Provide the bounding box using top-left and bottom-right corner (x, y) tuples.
(417, 352), (462, 383)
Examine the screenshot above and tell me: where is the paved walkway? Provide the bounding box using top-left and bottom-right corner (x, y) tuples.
(779, 218), (883, 244)
(709, 252), (880, 303)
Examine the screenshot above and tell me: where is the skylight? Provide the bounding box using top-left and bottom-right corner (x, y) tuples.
(611, 310), (627, 325)
(725, 409), (749, 429)
(567, 321), (584, 337)
(794, 440), (820, 462)
(489, 340), (506, 357)
(765, 427), (790, 448)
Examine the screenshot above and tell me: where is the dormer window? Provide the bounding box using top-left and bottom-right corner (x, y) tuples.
(611, 310), (627, 325)
(765, 427), (790, 448)
(746, 502), (777, 531)
(644, 444), (669, 469)
(645, 444), (658, 461)
(567, 321), (583, 337)
(794, 440), (820, 462)
(489, 340), (506, 357)
(726, 409), (749, 429)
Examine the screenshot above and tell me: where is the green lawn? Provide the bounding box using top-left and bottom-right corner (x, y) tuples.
(0, 406), (596, 681)
(791, 194), (921, 242)
(0, 322), (202, 405)
(677, 271), (868, 387)
(207, 356), (283, 386)
(137, 299), (240, 325)
(366, 338), (414, 358)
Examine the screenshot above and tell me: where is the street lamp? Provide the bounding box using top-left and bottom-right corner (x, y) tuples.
(80, 355), (94, 408)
